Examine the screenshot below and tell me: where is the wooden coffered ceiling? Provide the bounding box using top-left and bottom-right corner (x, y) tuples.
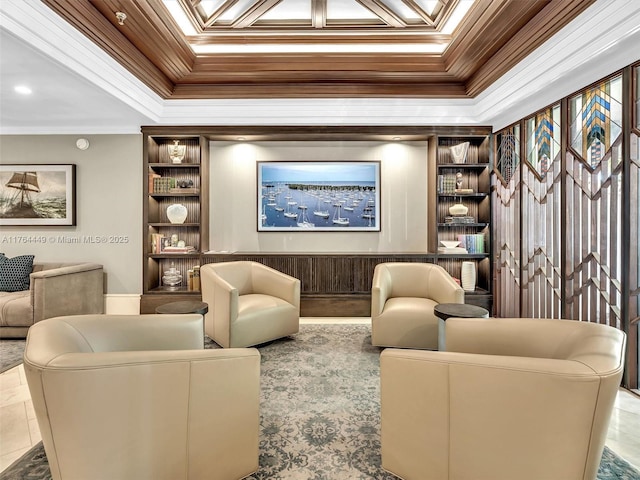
(42, 0), (595, 99)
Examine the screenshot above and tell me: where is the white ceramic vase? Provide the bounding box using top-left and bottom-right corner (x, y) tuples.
(167, 204), (188, 224)
(461, 261), (476, 292)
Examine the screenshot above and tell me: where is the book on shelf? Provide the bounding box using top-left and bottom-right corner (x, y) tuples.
(438, 247), (469, 254)
(153, 177), (176, 193)
(168, 187), (199, 194)
(148, 173), (161, 193)
(163, 245), (196, 253)
(457, 234), (485, 254)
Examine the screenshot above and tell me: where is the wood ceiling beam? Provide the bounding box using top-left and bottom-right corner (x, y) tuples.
(354, 0), (407, 28)
(312, 0), (326, 29)
(171, 81), (468, 98)
(203, 0), (241, 28)
(463, 0), (596, 96)
(232, 0), (283, 28)
(42, 0), (175, 97)
(399, 0), (435, 26)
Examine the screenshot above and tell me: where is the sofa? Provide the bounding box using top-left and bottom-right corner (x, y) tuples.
(0, 261), (104, 338)
(380, 317), (627, 480)
(24, 314), (260, 480)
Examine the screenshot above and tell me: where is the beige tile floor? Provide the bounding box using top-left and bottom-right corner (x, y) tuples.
(1, 319), (639, 474)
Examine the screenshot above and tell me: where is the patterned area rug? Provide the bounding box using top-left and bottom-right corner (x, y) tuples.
(2, 325), (639, 480)
(0, 339), (25, 374)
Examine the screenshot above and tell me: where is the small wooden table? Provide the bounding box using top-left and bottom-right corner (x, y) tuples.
(155, 301), (209, 316)
(434, 303), (489, 350)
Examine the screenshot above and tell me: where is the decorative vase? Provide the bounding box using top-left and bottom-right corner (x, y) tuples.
(162, 262), (182, 288)
(449, 202), (468, 216)
(450, 141), (470, 164)
(166, 204), (188, 224)
(461, 261), (476, 292)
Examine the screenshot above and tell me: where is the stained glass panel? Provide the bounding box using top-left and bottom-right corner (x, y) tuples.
(569, 75), (623, 169)
(525, 105), (560, 178)
(495, 124), (520, 185)
(636, 65), (640, 128)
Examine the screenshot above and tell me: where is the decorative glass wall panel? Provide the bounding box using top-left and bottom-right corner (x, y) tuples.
(493, 124), (521, 317)
(522, 105), (562, 318)
(566, 75), (623, 327)
(631, 65), (640, 387)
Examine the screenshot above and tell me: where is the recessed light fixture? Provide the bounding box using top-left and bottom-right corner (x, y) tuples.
(76, 138), (90, 150)
(14, 85), (32, 95)
(237, 137), (246, 141)
(392, 136), (401, 141)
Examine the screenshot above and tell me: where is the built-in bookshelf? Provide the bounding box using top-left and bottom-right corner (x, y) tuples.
(432, 135), (492, 311)
(142, 131), (209, 312)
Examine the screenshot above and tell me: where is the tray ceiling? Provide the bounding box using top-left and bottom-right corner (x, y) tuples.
(42, 0), (594, 99)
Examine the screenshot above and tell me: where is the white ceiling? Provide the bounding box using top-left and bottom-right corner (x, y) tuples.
(0, 0), (639, 135)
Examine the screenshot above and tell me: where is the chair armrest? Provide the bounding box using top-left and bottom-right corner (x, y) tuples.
(371, 267), (390, 317)
(31, 263), (104, 322)
(253, 264), (300, 308)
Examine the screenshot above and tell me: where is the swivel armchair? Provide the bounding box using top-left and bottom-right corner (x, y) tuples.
(380, 317), (627, 480)
(24, 314), (260, 480)
(371, 262), (464, 349)
(201, 261), (300, 348)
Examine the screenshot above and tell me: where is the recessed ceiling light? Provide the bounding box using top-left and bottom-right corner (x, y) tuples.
(237, 137), (246, 141)
(14, 85), (32, 95)
(392, 137), (401, 141)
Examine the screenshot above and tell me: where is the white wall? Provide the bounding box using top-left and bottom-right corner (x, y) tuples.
(209, 141), (429, 253)
(0, 134), (142, 294)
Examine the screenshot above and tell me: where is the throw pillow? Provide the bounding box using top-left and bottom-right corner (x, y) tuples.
(0, 254), (35, 292)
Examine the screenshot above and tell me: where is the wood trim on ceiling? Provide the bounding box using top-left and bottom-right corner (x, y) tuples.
(41, 0), (594, 99)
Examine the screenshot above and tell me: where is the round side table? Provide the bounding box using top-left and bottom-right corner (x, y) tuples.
(434, 303), (489, 350)
(155, 301), (209, 315)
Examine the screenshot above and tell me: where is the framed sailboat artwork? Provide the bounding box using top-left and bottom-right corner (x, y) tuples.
(257, 161), (381, 232)
(0, 164), (76, 226)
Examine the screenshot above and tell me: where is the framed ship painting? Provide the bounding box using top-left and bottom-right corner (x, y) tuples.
(257, 161), (381, 232)
(0, 164), (76, 226)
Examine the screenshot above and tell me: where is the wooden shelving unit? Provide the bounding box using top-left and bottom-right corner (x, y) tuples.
(430, 135), (492, 312)
(141, 132), (209, 313)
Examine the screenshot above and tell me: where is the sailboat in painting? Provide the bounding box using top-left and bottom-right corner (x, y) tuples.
(2, 171), (41, 218)
(332, 204), (349, 226)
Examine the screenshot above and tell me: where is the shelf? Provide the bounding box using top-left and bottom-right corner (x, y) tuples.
(437, 164), (489, 170)
(148, 253), (201, 259)
(149, 163), (200, 168)
(436, 253), (490, 259)
(438, 193), (488, 198)
(147, 286), (201, 294)
(148, 223), (200, 227)
(438, 223), (489, 228)
(149, 193), (200, 198)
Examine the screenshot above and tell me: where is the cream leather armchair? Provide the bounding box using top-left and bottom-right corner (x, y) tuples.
(371, 262), (464, 349)
(201, 261), (300, 348)
(23, 314), (260, 480)
(380, 317), (627, 480)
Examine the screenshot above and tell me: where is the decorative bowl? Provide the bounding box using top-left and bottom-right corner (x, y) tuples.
(449, 202), (469, 216)
(440, 240), (461, 249)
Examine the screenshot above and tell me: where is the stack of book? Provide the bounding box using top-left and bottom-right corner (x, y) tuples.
(187, 266), (200, 291)
(457, 234), (485, 254)
(437, 174), (457, 194)
(444, 215), (475, 224)
(151, 176), (176, 193)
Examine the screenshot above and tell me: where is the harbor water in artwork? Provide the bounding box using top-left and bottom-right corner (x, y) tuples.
(260, 181), (378, 229)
